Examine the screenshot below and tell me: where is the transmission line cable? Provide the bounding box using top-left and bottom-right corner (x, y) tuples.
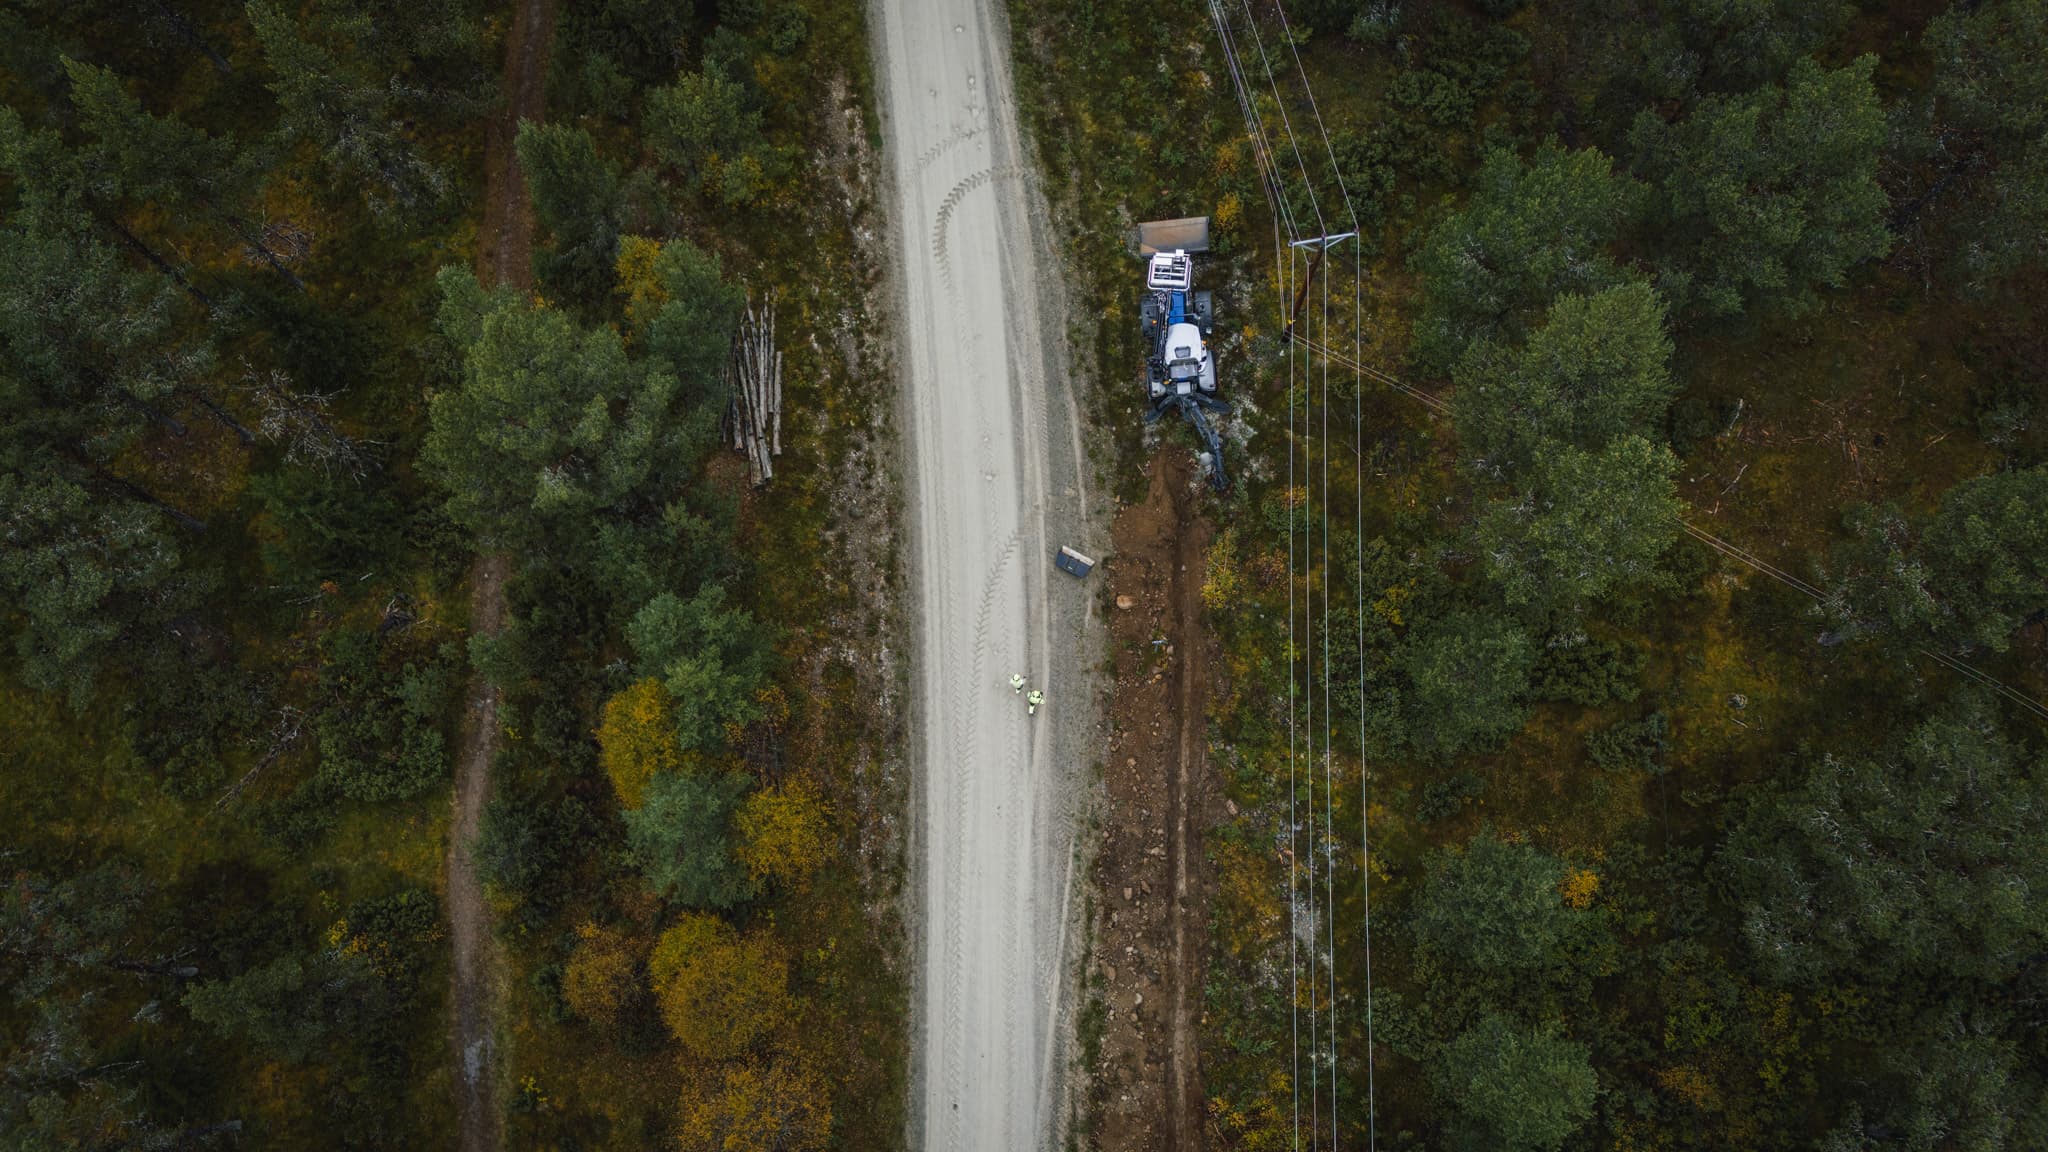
(1212, 8), (2048, 1130)
(1285, 240), (1303, 1152)
(1319, 197), (1337, 1150)
(1340, 152), (1376, 1152)
(1208, 0), (1299, 252)
(1202, 21), (1311, 1131)
(1916, 646), (2048, 722)
(1234, 0), (1327, 238)
(1352, 228), (1377, 1152)
(1261, 1), (1370, 1137)
(1230, 9), (1328, 1138)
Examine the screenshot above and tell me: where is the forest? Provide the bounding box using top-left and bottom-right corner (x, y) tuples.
(1, 0), (902, 1149)
(6, 0), (2047, 1149)
(1009, 0), (2048, 1148)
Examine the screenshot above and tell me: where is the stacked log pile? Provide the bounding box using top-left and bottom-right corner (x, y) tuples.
(726, 297), (782, 485)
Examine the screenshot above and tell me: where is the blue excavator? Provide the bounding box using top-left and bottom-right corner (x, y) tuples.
(1137, 218), (1230, 491)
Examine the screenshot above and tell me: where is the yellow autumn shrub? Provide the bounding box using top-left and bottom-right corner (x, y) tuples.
(648, 913), (794, 1062)
(598, 678), (682, 809)
(562, 922), (640, 1029)
(734, 778), (832, 886)
(1202, 528), (1242, 611)
(1559, 867), (1601, 909)
(615, 236), (668, 332)
(675, 1054), (830, 1152)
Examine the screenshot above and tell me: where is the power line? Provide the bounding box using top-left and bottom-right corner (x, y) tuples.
(1206, 0), (1298, 260)
(1917, 645), (2048, 723)
(1220, 6), (1328, 1144)
(1304, 284), (1320, 1146)
(1685, 526), (2048, 722)
(1350, 160), (1377, 1152)
(1285, 241), (1303, 1152)
(1208, 12), (2048, 1144)
(1252, 8), (1354, 1141)
(1296, 333), (1447, 413)
(1216, 1), (1379, 1138)
(1301, 233), (1319, 1148)
(1327, 325), (1341, 1146)
(1211, 0), (1301, 245)
(1234, 0), (1327, 239)
(1679, 522), (1826, 600)
(1302, 206), (1329, 1152)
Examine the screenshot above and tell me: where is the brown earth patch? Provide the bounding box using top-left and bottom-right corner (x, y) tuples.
(1091, 449), (1217, 1151)
(449, 549), (509, 1152)
(475, 0), (553, 295)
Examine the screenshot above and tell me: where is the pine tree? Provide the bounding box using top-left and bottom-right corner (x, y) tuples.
(1412, 833), (1587, 973)
(1474, 435), (1681, 617)
(1630, 55), (1890, 318)
(423, 267), (680, 546)
(1411, 141), (1643, 370)
(1918, 0), (2048, 284)
(1432, 1013), (1597, 1152)
(624, 772), (756, 908)
(1452, 281), (1674, 475)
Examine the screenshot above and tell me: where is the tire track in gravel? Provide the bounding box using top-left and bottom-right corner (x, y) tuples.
(931, 165), (1031, 290)
(937, 523), (1024, 1149)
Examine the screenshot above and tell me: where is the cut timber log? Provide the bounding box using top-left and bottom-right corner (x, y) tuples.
(725, 295), (784, 486)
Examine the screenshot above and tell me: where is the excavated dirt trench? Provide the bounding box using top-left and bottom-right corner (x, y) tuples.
(1092, 449), (1217, 1150)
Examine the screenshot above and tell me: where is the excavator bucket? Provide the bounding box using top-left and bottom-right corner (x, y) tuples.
(1133, 217), (1211, 256)
(1185, 398), (1230, 492)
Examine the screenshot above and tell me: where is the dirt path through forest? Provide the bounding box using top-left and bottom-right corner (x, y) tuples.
(450, 3), (554, 1150)
(475, 0), (552, 290)
(449, 551), (508, 1152)
(1092, 450), (1215, 1150)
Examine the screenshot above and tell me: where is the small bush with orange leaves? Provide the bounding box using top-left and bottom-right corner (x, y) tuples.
(648, 913), (794, 1063)
(598, 678), (683, 809)
(675, 1053), (830, 1152)
(562, 922), (641, 1030)
(734, 778), (832, 887)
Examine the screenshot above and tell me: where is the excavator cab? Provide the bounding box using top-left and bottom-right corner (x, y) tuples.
(1141, 252), (1215, 400)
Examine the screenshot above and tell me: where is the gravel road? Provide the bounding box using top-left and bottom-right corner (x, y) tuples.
(872, 0), (1099, 1146)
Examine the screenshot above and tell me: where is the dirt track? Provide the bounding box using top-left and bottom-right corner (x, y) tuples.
(870, 0), (1100, 1144)
(449, 2), (554, 1150)
(474, 0), (552, 293)
(1092, 452), (1215, 1150)
(448, 551), (508, 1152)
